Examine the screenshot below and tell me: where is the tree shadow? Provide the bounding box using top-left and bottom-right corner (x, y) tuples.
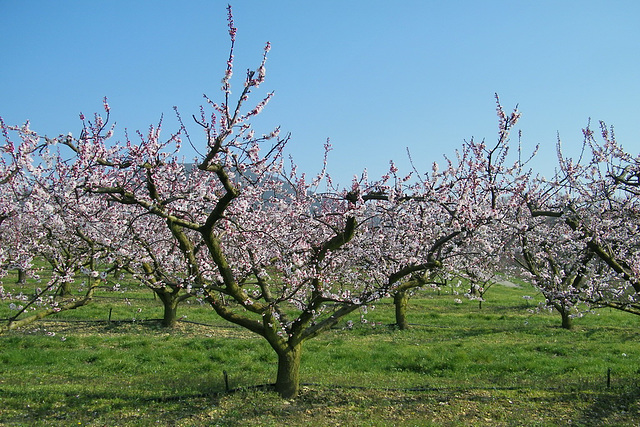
(576, 383), (640, 425)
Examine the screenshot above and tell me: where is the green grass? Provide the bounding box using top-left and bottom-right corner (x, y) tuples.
(1, 278), (640, 425)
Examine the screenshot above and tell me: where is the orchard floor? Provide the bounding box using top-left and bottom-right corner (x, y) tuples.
(1, 282), (640, 426)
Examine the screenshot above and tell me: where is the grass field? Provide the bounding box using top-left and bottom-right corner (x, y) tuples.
(1, 272), (639, 426)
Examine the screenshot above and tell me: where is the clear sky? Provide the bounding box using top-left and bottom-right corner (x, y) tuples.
(2, 1), (639, 185)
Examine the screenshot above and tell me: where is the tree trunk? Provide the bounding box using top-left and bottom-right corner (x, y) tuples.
(560, 309), (572, 330)
(156, 291), (179, 328)
(553, 303), (572, 330)
(394, 289), (410, 330)
(56, 281), (72, 298)
(275, 344), (302, 399)
(16, 268), (27, 285)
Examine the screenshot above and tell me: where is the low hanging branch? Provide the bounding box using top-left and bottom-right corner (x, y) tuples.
(1, 279), (101, 335)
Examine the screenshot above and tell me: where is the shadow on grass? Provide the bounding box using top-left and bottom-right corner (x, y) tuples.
(4, 379), (640, 426)
(575, 384), (640, 425)
(0, 378), (232, 425)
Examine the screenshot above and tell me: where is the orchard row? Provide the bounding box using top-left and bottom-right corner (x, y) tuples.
(1, 6), (638, 398)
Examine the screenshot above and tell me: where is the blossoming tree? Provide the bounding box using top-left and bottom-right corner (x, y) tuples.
(8, 7), (418, 398)
(380, 98), (530, 328)
(508, 120), (640, 327)
(0, 119), (118, 333)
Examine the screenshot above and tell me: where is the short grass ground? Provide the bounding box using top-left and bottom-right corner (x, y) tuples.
(1, 271), (639, 426)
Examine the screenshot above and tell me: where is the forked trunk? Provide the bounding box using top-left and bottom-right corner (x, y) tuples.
(275, 344), (302, 399)
(394, 289), (410, 330)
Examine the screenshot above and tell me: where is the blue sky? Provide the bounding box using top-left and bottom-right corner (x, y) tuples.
(2, 1), (639, 185)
